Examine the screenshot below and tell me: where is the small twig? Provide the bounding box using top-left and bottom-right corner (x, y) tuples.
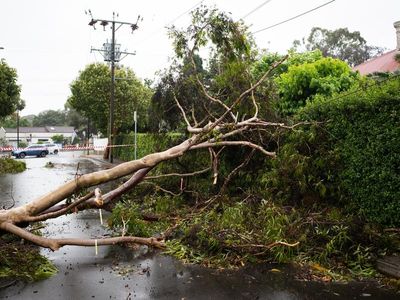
(173, 93), (192, 129)
(191, 141), (276, 157)
(383, 228), (400, 233)
(211, 148), (218, 185)
(146, 167), (211, 179)
(142, 181), (182, 197)
(74, 162), (82, 189)
(234, 241), (300, 249)
(219, 149), (255, 194)
(191, 105), (199, 127)
(121, 216), (128, 237)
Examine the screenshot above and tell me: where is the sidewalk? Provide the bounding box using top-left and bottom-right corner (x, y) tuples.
(81, 154), (125, 168)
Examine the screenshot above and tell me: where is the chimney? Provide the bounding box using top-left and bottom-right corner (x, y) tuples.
(394, 21), (400, 51)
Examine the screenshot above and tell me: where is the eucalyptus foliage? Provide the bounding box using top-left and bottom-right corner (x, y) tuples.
(293, 27), (385, 67)
(150, 6), (266, 131)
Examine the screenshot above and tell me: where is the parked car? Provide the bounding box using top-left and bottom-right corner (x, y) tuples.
(44, 143), (61, 154)
(12, 145), (49, 159)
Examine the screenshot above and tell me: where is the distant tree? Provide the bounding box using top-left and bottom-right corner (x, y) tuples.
(64, 106), (84, 128)
(0, 59), (24, 118)
(293, 27), (385, 66)
(68, 63), (152, 135)
(32, 110), (67, 126)
(0, 113), (30, 128)
(51, 134), (64, 144)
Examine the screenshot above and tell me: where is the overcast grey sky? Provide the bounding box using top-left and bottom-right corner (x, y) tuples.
(1, 0), (399, 116)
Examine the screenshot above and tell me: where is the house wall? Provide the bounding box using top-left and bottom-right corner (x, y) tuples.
(5, 132), (76, 147)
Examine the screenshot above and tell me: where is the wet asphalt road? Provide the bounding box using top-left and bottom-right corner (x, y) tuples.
(0, 151), (399, 300)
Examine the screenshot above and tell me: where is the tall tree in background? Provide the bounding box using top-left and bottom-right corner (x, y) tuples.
(32, 109), (67, 126)
(68, 63), (152, 135)
(0, 59), (24, 118)
(293, 27), (384, 66)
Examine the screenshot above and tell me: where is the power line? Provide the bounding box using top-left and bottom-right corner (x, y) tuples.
(252, 0), (336, 34)
(137, 0), (204, 44)
(167, 0), (204, 25)
(242, 0), (273, 19)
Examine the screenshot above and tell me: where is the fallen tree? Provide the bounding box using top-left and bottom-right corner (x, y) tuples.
(0, 7), (295, 252)
(0, 61), (287, 251)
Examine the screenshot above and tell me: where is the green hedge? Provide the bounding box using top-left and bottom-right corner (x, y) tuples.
(113, 132), (184, 161)
(266, 78), (400, 226)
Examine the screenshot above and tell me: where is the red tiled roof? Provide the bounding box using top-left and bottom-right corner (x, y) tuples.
(353, 50), (400, 75)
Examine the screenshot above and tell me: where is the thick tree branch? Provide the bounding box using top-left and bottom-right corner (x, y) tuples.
(10, 139), (196, 218)
(25, 191), (95, 222)
(0, 222), (165, 251)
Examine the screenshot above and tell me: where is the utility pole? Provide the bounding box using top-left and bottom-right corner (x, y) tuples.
(16, 99), (24, 149)
(87, 10), (140, 163)
(16, 110), (19, 148)
(134, 111), (137, 160)
(87, 117), (90, 155)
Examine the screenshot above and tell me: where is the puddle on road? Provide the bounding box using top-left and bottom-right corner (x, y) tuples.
(0, 152), (399, 299)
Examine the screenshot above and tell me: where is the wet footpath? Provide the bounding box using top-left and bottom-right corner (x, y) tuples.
(0, 152), (399, 299)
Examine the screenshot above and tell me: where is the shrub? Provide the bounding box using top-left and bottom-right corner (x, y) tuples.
(0, 157), (26, 174)
(275, 57), (359, 115)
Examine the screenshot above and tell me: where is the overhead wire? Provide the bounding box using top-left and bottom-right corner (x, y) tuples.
(242, 0), (273, 19)
(167, 0), (204, 25)
(137, 0), (204, 44)
(252, 0), (336, 34)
